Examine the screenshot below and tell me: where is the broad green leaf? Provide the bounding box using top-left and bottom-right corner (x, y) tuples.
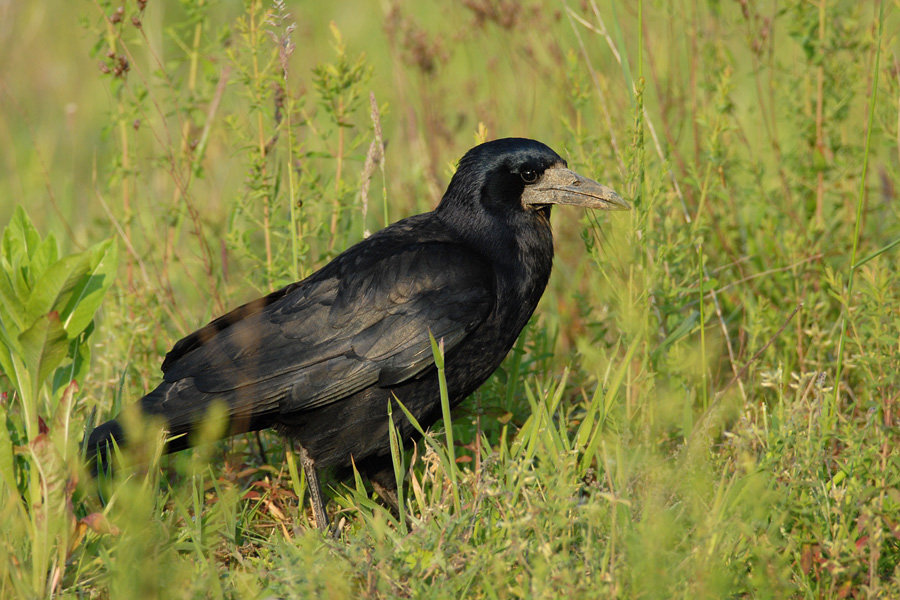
(50, 380), (79, 459)
(52, 325), (92, 399)
(29, 433), (70, 528)
(60, 239), (117, 337)
(0, 265), (25, 332)
(1, 206), (42, 265)
(0, 339), (20, 391)
(25, 252), (91, 333)
(2, 208), (47, 304)
(5, 252), (31, 311)
(0, 402), (19, 499)
(29, 234), (60, 284)
(18, 312), (69, 393)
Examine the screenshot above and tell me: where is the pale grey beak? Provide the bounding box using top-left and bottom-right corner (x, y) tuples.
(521, 166), (630, 211)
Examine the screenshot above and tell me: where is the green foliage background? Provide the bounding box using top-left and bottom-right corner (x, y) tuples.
(1, 0), (899, 597)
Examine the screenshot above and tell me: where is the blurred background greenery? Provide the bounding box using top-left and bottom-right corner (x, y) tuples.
(1, 0), (899, 597)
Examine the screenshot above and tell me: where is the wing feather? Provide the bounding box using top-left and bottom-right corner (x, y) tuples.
(157, 240), (494, 416)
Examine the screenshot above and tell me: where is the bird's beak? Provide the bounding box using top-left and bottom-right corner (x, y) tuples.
(521, 166), (630, 211)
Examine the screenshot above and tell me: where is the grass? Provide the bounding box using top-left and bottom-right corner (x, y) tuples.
(1, 0), (899, 597)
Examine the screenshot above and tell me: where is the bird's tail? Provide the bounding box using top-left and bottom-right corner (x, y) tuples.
(85, 418), (126, 476)
(85, 380), (275, 475)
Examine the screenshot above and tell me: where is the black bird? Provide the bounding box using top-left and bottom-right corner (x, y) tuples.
(86, 138), (628, 530)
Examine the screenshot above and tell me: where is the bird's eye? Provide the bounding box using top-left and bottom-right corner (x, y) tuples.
(521, 169), (539, 184)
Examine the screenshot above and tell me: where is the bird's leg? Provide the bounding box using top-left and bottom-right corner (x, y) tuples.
(370, 479), (401, 515)
(254, 431), (268, 464)
(298, 445), (329, 532)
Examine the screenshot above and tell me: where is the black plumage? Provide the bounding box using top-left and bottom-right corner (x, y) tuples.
(86, 138), (628, 530)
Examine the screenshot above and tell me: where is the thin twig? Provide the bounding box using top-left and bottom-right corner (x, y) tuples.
(563, 5), (626, 178)
(709, 253), (824, 297)
(95, 187), (188, 333)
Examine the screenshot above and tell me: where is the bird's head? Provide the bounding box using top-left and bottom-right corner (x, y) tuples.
(439, 138), (629, 225)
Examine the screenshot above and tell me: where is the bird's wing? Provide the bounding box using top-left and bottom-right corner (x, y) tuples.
(158, 242), (494, 414)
